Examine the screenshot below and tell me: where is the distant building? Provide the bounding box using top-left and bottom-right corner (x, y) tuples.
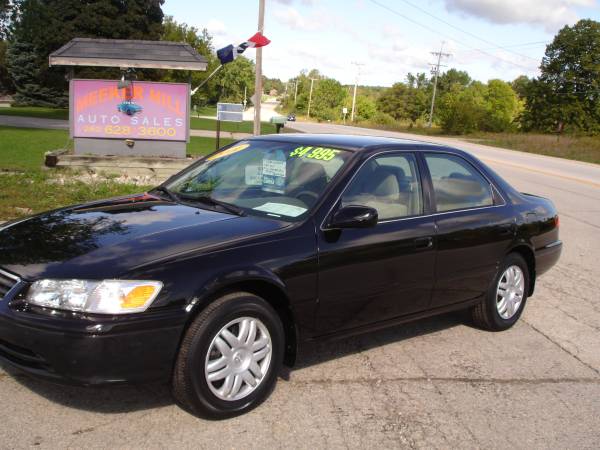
(269, 89), (278, 97)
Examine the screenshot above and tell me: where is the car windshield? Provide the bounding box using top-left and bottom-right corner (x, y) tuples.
(165, 140), (353, 220)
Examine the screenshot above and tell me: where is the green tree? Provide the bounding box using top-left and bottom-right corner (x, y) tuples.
(483, 79), (519, 132)
(310, 77), (347, 120)
(0, 39), (11, 93)
(215, 56), (254, 103)
(8, 0), (165, 106)
(353, 95), (377, 121)
(263, 76), (284, 95)
(281, 69), (324, 114)
(0, 0), (11, 92)
(1, 0), (12, 40)
(161, 16), (220, 106)
(7, 40), (66, 105)
(377, 81), (428, 125)
(438, 82), (487, 134)
(436, 69), (471, 95)
(521, 19), (600, 133)
(511, 75), (531, 99)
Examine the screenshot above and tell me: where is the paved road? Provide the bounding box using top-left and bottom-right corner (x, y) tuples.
(0, 115), (68, 130)
(243, 99), (281, 122)
(1, 120), (600, 448)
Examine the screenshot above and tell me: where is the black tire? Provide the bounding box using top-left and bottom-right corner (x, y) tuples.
(172, 292), (284, 419)
(472, 253), (530, 331)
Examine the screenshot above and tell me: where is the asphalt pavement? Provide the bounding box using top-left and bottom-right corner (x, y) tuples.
(1, 119), (599, 449)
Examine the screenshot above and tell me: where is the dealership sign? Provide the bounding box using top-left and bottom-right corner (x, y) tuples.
(70, 79), (189, 141)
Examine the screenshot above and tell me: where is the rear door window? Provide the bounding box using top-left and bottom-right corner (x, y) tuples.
(424, 153), (493, 212)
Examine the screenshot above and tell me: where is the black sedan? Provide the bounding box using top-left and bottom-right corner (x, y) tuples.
(0, 134), (561, 418)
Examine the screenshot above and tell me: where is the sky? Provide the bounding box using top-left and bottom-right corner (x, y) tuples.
(163, 0), (600, 87)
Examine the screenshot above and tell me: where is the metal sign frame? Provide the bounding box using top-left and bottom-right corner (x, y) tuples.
(217, 103), (244, 123)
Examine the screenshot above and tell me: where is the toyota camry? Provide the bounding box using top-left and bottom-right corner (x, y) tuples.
(0, 134), (562, 418)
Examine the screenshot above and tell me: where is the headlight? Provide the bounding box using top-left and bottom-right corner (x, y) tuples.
(26, 279), (163, 314)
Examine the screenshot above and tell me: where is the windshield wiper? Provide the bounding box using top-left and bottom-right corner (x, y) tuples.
(177, 193), (246, 216)
(152, 186), (180, 203)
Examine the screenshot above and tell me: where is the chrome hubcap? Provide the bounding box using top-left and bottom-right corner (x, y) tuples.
(496, 265), (525, 319)
(205, 317), (272, 401)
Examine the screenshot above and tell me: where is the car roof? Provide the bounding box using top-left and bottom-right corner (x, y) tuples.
(249, 133), (448, 152)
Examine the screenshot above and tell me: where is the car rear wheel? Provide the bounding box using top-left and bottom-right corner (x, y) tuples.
(472, 253), (529, 331)
(172, 292), (284, 419)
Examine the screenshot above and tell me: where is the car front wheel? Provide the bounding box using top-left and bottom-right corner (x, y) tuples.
(472, 253), (530, 331)
(172, 292), (284, 419)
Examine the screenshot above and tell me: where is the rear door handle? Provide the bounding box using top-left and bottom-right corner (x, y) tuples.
(414, 237), (433, 249)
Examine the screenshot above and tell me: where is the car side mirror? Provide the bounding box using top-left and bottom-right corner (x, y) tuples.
(328, 205), (378, 229)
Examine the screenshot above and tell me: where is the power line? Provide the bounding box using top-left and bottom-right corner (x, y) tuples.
(394, 0), (539, 62)
(474, 41), (548, 52)
(367, 0), (536, 71)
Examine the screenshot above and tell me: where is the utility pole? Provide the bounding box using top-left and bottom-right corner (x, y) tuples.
(307, 77), (316, 118)
(350, 62), (364, 122)
(294, 78), (299, 105)
(253, 0), (265, 136)
(428, 42), (451, 128)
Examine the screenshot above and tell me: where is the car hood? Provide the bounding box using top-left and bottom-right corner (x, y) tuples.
(0, 194), (286, 280)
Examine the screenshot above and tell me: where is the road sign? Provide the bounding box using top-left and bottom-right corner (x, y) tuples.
(342, 107), (348, 114)
(217, 103), (243, 122)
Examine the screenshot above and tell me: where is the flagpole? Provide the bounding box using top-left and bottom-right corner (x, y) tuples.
(191, 65), (223, 96)
(253, 0), (265, 136)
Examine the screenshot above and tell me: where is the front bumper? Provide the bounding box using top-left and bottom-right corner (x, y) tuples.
(0, 284), (187, 386)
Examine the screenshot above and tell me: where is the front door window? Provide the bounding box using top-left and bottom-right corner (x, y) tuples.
(341, 154), (423, 220)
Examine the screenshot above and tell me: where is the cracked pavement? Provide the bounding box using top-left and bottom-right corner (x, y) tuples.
(1, 124), (599, 449)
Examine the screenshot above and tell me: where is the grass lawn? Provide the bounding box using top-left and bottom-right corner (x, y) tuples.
(0, 172), (152, 221)
(333, 119), (600, 165)
(190, 117), (277, 134)
(0, 126), (234, 170)
(0, 106), (69, 120)
(0, 126), (234, 221)
(191, 105), (217, 117)
(0, 126), (72, 171)
(465, 133), (600, 165)
(188, 136), (235, 157)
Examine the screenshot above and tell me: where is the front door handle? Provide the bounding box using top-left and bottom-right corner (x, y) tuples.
(414, 236), (433, 249)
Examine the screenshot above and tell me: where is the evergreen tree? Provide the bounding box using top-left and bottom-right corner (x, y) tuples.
(8, 0), (165, 106)
(1, 0), (12, 40)
(6, 40), (66, 105)
(0, 39), (11, 93)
